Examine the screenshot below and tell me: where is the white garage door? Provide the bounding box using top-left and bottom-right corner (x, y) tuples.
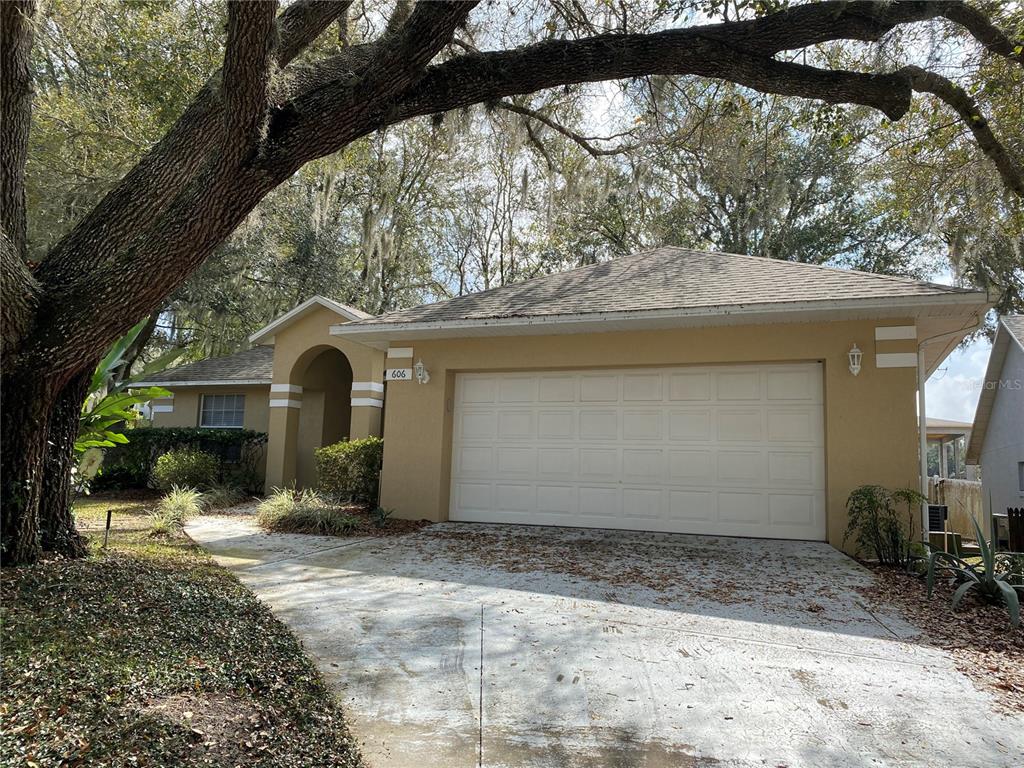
(449, 363), (826, 540)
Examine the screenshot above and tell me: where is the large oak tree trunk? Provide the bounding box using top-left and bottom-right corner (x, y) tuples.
(0, 370), (56, 564)
(39, 371), (92, 558)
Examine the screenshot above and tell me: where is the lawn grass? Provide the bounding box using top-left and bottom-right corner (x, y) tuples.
(1, 494), (364, 767)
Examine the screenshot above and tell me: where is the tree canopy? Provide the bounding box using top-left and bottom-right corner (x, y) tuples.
(2, 0), (1022, 564)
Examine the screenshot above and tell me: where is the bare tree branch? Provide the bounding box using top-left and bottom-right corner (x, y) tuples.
(904, 65), (1024, 195)
(222, 1), (279, 156)
(497, 100), (638, 158)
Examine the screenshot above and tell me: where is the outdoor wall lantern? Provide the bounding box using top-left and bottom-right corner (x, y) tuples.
(414, 359), (431, 385)
(848, 344), (862, 376)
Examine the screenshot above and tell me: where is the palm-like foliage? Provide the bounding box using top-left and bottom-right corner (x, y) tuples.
(76, 319), (172, 453)
(927, 517), (1024, 628)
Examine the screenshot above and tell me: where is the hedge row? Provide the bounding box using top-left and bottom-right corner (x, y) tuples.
(95, 427), (267, 493)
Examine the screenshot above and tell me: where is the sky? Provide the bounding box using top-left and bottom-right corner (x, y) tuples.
(926, 335), (990, 423)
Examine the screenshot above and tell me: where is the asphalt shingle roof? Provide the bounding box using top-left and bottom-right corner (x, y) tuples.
(139, 346), (273, 385)
(1002, 315), (1024, 348)
(351, 247), (979, 327)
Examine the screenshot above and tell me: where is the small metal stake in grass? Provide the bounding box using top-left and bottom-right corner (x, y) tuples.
(103, 509), (113, 548)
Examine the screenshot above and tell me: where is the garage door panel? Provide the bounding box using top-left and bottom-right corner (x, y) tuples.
(451, 364), (825, 540)
(461, 377), (497, 403)
(766, 368), (821, 401)
(622, 410), (663, 440)
(579, 410), (618, 439)
(668, 450), (714, 481)
(717, 410), (763, 442)
(579, 486), (620, 517)
(455, 446), (493, 475)
(538, 376), (575, 402)
(537, 410), (574, 439)
(768, 493), (820, 526)
(580, 375), (619, 402)
(460, 410), (496, 439)
(537, 447), (576, 477)
(496, 484), (535, 513)
(622, 488), (663, 521)
(668, 410), (712, 441)
(669, 490), (716, 521)
(716, 370), (761, 400)
(498, 410), (534, 439)
(669, 372), (711, 401)
(537, 485), (576, 515)
(622, 448), (664, 481)
(717, 450), (765, 483)
(580, 448), (618, 478)
(623, 373), (663, 401)
(495, 447), (535, 475)
(498, 376), (537, 403)
(718, 492), (764, 523)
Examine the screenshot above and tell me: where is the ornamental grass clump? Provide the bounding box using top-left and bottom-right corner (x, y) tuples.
(257, 488), (360, 536)
(150, 485), (204, 534)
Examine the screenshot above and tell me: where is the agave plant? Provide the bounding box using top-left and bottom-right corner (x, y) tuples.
(927, 517), (1024, 628)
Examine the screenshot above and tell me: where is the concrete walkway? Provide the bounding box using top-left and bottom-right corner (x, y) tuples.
(186, 516), (1023, 768)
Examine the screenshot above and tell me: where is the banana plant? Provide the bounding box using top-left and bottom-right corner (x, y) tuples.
(76, 318), (174, 454)
(927, 517), (1023, 628)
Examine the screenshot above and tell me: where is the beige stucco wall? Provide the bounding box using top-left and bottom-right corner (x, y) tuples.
(263, 305), (387, 490)
(148, 384), (271, 480)
(378, 319), (922, 551)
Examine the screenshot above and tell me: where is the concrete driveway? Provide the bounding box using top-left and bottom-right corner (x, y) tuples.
(186, 517), (1022, 768)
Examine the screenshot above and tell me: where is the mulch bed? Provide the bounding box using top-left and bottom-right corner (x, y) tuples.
(856, 566), (1024, 714)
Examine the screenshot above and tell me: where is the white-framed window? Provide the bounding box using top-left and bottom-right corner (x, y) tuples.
(200, 394), (245, 428)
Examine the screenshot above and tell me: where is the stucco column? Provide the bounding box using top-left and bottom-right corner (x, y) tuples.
(350, 360), (385, 439)
(265, 395), (301, 491)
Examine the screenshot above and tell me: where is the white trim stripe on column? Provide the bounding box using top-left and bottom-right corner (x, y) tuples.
(351, 397), (384, 408)
(152, 405), (174, 413)
(874, 325), (917, 341)
(876, 352), (918, 368)
(387, 347), (413, 358)
(269, 398), (302, 409)
(271, 383), (303, 394)
(351, 381), (384, 394)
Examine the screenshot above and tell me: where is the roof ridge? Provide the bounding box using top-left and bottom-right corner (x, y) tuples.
(688, 247), (975, 294)
(352, 247), (665, 326)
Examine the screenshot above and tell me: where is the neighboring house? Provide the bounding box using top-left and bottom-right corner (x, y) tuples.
(140, 247), (991, 553)
(926, 417), (974, 480)
(966, 315), (1024, 521)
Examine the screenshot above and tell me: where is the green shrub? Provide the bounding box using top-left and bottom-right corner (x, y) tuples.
(150, 485), (204, 533)
(93, 427), (267, 491)
(152, 448), (220, 491)
(315, 437), (383, 503)
(844, 485), (927, 567)
(257, 488), (360, 536)
(204, 483), (247, 510)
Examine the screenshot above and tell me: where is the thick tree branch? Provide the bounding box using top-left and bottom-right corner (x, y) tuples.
(34, 0), (350, 295)
(903, 65), (1024, 196)
(223, 1), (279, 156)
(0, 0), (36, 263)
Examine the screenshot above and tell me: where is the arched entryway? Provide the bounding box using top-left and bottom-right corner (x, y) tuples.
(293, 346), (353, 488)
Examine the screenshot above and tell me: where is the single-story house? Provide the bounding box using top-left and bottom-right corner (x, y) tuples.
(138, 247), (992, 552)
(966, 315), (1024, 519)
